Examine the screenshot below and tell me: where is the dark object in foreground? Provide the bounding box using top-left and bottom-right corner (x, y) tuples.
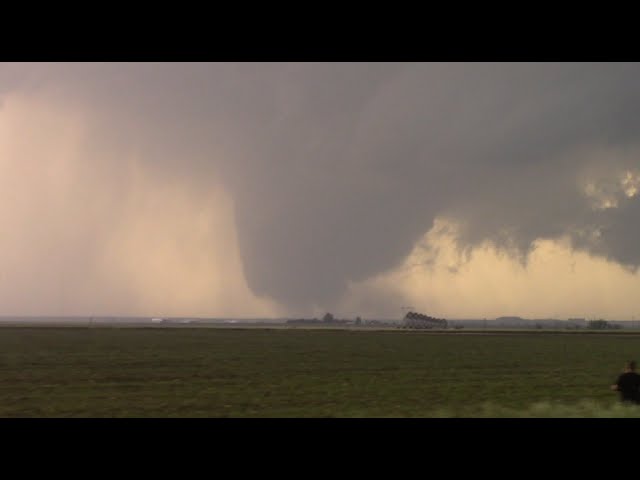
(611, 360), (640, 404)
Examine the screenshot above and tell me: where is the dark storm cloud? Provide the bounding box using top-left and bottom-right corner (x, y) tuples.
(220, 63), (640, 308)
(2, 63), (640, 312)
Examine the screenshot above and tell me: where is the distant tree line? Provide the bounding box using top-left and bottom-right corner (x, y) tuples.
(587, 319), (622, 330)
(401, 311), (448, 329)
(287, 313), (351, 325)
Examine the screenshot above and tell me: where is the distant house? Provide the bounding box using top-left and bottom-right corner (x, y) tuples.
(151, 318), (164, 324)
(401, 311), (447, 329)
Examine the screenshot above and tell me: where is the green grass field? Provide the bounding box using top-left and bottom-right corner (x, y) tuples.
(1, 326), (640, 417)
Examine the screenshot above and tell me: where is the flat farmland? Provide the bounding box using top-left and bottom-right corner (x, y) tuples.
(1, 326), (639, 417)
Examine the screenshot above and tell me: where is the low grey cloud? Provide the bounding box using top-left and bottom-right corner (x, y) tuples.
(1, 62), (639, 315)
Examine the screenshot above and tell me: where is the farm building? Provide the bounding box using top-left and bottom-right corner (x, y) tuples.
(401, 311), (447, 329)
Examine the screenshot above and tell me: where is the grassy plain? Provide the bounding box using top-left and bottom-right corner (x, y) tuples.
(1, 326), (640, 417)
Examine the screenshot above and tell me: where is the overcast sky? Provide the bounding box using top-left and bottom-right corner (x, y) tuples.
(1, 62), (639, 319)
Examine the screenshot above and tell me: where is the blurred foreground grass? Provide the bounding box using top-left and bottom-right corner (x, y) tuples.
(430, 400), (640, 417)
